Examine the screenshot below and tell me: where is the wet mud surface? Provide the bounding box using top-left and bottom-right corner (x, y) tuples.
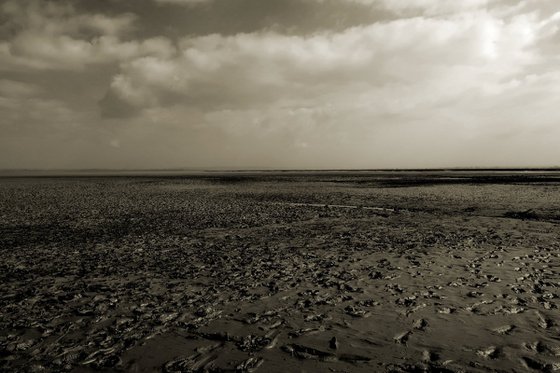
(1, 172), (559, 372)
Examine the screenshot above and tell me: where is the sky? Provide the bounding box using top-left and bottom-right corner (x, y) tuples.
(0, 0), (559, 169)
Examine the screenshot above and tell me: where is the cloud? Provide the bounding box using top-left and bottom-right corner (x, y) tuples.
(91, 2), (560, 168)
(0, 79), (40, 97)
(154, 0), (213, 5)
(156, 0), (492, 14)
(0, 95), (83, 137)
(103, 9), (546, 115)
(340, 0), (495, 15)
(0, 1), (175, 71)
(1, 1), (137, 36)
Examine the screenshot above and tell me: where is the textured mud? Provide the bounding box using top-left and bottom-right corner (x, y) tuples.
(1, 172), (560, 372)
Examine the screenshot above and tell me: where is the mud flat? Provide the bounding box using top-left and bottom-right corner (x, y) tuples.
(1, 171), (560, 372)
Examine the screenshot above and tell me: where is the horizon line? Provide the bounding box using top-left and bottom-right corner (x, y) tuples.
(2, 166), (560, 176)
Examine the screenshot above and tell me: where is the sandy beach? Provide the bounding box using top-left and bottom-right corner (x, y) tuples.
(1, 172), (559, 372)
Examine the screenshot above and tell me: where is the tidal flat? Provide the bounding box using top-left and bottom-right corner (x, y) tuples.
(1, 171), (559, 372)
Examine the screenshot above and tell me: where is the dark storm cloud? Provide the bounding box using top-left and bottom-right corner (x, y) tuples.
(77, 0), (393, 37)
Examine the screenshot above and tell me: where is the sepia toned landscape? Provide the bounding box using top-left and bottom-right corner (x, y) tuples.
(1, 171), (559, 372)
(3, 0), (560, 371)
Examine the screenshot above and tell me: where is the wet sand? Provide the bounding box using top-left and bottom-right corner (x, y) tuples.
(1, 172), (559, 372)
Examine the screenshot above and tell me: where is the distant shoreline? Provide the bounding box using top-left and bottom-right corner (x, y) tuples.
(2, 168), (560, 178)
